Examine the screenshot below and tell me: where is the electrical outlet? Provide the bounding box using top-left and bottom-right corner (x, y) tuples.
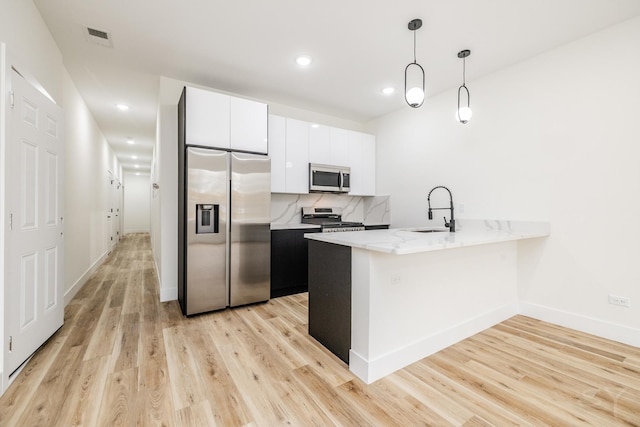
(458, 203), (466, 214)
(608, 294), (631, 308)
(391, 274), (401, 285)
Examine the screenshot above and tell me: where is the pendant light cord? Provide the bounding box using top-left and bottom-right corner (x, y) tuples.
(413, 30), (417, 64)
(462, 56), (466, 86)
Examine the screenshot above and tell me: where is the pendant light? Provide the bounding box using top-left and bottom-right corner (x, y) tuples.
(405, 19), (425, 108)
(456, 49), (472, 124)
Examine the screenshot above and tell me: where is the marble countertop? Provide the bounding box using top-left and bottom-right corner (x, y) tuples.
(304, 219), (550, 255)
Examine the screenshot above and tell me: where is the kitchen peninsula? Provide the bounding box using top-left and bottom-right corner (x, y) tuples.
(306, 220), (550, 384)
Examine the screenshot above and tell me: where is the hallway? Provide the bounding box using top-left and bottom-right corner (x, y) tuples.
(1, 234), (640, 426)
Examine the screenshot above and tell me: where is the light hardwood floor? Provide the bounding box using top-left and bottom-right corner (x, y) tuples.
(1, 233), (639, 426)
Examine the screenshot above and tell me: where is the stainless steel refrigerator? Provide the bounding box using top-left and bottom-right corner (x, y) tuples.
(178, 117), (270, 316)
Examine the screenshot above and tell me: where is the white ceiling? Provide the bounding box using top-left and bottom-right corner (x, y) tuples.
(33, 0), (640, 173)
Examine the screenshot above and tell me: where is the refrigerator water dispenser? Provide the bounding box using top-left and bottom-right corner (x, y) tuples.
(196, 204), (218, 234)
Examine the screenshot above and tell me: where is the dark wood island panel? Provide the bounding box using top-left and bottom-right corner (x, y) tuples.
(307, 240), (352, 364)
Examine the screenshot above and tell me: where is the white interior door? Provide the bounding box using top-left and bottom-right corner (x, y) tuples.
(5, 68), (64, 375)
(107, 171), (115, 251)
(115, 180), (121, 242)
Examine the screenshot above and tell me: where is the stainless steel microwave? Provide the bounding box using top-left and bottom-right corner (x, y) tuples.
(309, 163), (351, 193)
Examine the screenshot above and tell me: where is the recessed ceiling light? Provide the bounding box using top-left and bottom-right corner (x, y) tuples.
(136, 172), (140, 176)
(132, 155), (137, 159)
(310, 123), (319, 128)
(127, 138), (134, 144)
(382, 87), (395, 95)
(134, 164), (140, 168)
(296, 55), (312, 67)
(116, 104), (129, 111)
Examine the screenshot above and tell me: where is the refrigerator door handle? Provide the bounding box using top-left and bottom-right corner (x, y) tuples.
(214, 204), (219, 233)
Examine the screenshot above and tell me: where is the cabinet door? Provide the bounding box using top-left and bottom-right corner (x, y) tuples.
(308, 124), (331, 164)
(361, 133), (376, 196)
(329, 127), (350, 166)
(230, 97), (268, 154)
(270, 228), (321, 298)
(270, 230), (296, 295)
(268, 115), (286, 192)
(185, 87), (230, 149)
(347, 131), (364, 195)
(348, 132), (376, 196)
(285, 118), (309, 194)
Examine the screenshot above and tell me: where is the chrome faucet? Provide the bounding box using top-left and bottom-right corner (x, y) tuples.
(427, 186), (455, 232)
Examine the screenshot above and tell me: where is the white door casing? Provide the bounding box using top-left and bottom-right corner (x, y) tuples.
(4, 68), (64, 376)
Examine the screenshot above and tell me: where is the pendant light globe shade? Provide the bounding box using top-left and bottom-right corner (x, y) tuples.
(406, 87), (425, 107)
(457, 106), (472, 124)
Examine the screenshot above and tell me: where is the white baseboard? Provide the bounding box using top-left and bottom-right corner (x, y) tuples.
(349, 303), (519, 384)
(160, 287), (178, 302)
(519, 302), (640, 348)
(154, 256), (177, 302)
(64, 251), (108, 305)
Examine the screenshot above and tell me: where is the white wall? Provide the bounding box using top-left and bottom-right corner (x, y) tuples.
(152, 80), (179, 302)
(123, 172), (150, 233)
(0, 0), (121, 391)
(64, 72), (122, 301)
(368, 17), (640, 345)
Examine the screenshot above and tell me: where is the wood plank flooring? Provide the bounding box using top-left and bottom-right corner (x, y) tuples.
(1, 233), (639, 426)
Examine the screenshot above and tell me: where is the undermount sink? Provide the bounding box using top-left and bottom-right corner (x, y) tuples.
(409, 228), (448, 233)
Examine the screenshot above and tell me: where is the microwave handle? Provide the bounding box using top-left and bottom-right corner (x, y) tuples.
(339, 171), (344, 190)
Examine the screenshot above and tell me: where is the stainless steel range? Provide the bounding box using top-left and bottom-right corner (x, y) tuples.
(301, 207), (365, 232)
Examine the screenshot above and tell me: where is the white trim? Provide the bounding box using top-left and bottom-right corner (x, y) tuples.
(520, 302), (640, 348)
(64, 251), (108, 305)
(349, 303), (519, 384)
(154, 256), (177, 302)
(160, 286), (178, 302)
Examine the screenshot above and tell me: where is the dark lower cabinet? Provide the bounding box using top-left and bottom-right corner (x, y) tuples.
(270, 228), (321, 298)
(308, 240), (351, 364)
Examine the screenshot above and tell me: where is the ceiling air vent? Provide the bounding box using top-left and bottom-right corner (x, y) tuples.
(83, 26), (113, 48)
(88, 27), (109, 39)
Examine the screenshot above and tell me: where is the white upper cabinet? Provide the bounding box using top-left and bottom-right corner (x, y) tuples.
(185, 87), (230, 149)
(308, 124), (331, 165)
(348, 130), (363, 194)
(230, 97), (268, 154)
(183, 86), (268, 154)
(348, 131), (375, 196)
(268, 115), (286, 193)
(329, 127), (350, 167)
(310, 125), (352, 167)
(285, 118), (310, 194)
(361, 133), (376, 196)
(268, 114), (375, 195)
